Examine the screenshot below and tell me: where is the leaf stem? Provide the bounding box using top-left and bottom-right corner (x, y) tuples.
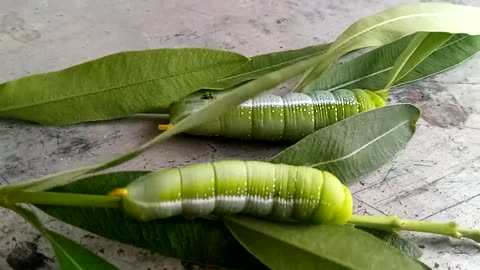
(348, 215), (480, 243)
(4, 190), (121, 209)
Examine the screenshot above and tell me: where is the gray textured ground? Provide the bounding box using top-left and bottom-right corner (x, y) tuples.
(1, 0), (479, 269)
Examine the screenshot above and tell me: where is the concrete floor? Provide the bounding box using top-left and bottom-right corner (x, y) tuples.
(0, 0), (479, 269)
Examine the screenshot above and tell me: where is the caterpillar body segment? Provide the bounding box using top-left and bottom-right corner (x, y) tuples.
(112, 161), (353, 225)
(163, 89), (386, 141)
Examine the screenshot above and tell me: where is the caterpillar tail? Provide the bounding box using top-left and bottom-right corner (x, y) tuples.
(158, 123), (173, 131)
(108, 188), (128, 197)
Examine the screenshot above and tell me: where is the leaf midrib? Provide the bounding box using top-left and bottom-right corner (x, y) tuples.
(213, 49), (328, 83)
(0, 61), (232, 112)
(310, 120), (409, 167)
(49, 237), (86, 270)
(329, 68), (390, 90)
(330, 12), (467, 52)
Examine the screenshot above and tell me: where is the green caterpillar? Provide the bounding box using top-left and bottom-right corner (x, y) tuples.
(159, 89), (387, 141)
(109, 160), (353, 225)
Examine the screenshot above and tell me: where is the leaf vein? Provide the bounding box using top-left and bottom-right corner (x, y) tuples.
(328, 67), (392, 90)
(1, 62), (232, 112)
(49, 239), (85, 269)
(330, 12), (464, 52)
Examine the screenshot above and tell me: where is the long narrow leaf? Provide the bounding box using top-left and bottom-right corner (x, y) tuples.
(295, 2), (480, 90)
(207, 43), (330, 89)
(0, 48), (248, 125)
(383, 32), (454, 89)
(9, 205), (118, 270)
(303, 34), (480, 91)
(395, 35), (480, 85)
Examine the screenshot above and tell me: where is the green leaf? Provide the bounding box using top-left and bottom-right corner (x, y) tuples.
(224, 216), (424, 270)
(294, 2), (480, 90)
(359, 228), (422, 259)
(9, 205), (118, 270)
(303, 34), (480, 91)
(395, 34), (480, 86)
(383, 32), (454, 89)
(36, 171), (266, 269)
(13, 42), (330, 193)
(0, 48), (249, 125)
(270, 104), (420, 184)
(207, 43), (330, 89)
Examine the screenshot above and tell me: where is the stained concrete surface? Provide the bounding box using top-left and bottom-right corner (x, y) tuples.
(0, 0), (479, 269)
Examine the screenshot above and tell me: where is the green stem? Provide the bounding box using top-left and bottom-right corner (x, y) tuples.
(4, 190), (121, 209)
(348, 215), (480, 243)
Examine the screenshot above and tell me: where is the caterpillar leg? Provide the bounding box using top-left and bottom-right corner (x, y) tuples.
(158, 123), (173, 131)
(108, 188), (129, 197)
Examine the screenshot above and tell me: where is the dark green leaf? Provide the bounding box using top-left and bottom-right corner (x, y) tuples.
(295, 2), (480, 90)
(270, 104), (420, 184)
(224, 216), (424, 270)
(0, 48), (248, 125)
(303, 34), (480, 92)
(207, 43), (330, 89)
(384, 32), (454, 89)
(303, 35), (412, 92)
(10, 205), (118, 270)
(36, 171), (266, 269)
(46, 230), (119, 270)
(359, 228), (422, 259)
